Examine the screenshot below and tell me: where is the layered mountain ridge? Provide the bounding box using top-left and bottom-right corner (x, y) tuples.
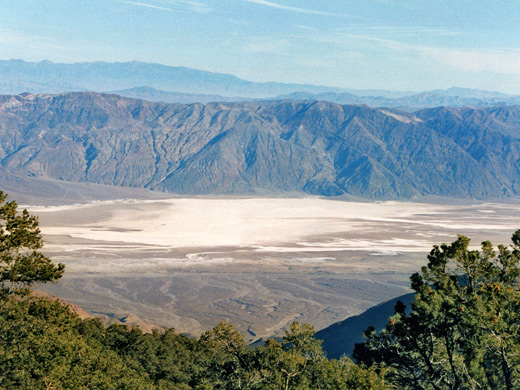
(1, 92), (520, 199)
(0, 59), (349, 98)
(276, 90), (520, 111)
(3, 60), (520, 110)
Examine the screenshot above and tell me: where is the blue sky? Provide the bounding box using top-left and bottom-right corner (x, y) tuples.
(2, 0), (520, 93)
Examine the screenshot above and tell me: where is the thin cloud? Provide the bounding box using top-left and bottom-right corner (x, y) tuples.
(118, 1), (173, 11)
(0, 30), (28, 45)
(344, 25), (464, 38)
(172, 0), (211, 13)
(223, 18), (250, 26)
(295, 25), (320, 32)
(243, 39), (289, 54)
(422, 47), (520, 76)
(0, 29), (67, 51)
(117, 0), (210, 13)
(343, 33), (520, 76)
(174, 0), (207, 6)
(243, 0), (351, 18)
(294, 25), (520, 77)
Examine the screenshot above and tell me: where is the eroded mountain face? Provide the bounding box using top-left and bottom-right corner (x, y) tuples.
(1, 92), (520, 199)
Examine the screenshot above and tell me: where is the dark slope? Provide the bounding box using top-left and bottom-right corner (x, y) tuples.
(1, 92), (520, 199)
(316, 293), (415, 359)
(0, 165), (167, 205)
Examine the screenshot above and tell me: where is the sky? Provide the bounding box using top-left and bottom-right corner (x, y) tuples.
(1, 0), (520, 93)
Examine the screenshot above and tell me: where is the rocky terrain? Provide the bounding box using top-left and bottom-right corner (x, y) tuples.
(1, 92), (520, 199)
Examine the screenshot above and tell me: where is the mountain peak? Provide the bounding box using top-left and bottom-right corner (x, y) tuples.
(1, 92), (520, 200)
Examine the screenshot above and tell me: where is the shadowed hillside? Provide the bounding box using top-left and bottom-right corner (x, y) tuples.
(316, 293), (415, 359)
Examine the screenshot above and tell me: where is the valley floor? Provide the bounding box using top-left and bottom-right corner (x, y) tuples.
(32, 197), (520, 341)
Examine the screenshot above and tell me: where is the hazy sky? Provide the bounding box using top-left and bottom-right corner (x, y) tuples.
(2, 0), (520, 93)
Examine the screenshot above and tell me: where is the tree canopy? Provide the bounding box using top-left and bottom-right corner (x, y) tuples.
(0, 190), (64, 296)
(3, 190), (520, 389)
(354, 231), (520, 390)
(0, 191), (388, 389)
(0, 297), (390, 390)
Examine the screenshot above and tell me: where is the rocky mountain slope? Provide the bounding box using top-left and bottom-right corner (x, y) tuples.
(1, 92), (520, 199)
(0, 165), (168, 205)
(32, 291), (163, 332)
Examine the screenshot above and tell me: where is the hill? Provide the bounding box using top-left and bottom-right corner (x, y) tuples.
(316, 293), (415, 359)
(1, 92), (520, 199)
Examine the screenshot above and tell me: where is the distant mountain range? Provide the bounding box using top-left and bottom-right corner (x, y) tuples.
(111, 86), (247, 104)
(112, 86), (520, 110)
(2, 60), (520, 109)
(0, 59), (350, 98)
(275, 89), (520, 111)
(1, 92), (520, 199)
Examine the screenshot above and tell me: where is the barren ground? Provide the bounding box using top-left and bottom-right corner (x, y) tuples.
(31, 197), (520, 341)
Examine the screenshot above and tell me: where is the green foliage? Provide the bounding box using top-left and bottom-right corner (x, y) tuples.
(0, 297), (155, 389)
(198, 321), (264, 389)
(195, 321), (390, 390)
(0, 297), (390, 390)
(0, 190), (413, 390)
(7, 189), (519, 390)
(355, 231), (520, 390)
(0, 191), (64, 296)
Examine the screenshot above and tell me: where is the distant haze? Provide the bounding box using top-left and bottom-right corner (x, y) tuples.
(1, 60), (520, 107)
(0, 59), (351, 98)
(2, 1), (520, 93)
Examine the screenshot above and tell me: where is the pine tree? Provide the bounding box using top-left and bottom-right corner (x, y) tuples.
(354, 232), (520, 390)
(0, 190), (64, 296)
